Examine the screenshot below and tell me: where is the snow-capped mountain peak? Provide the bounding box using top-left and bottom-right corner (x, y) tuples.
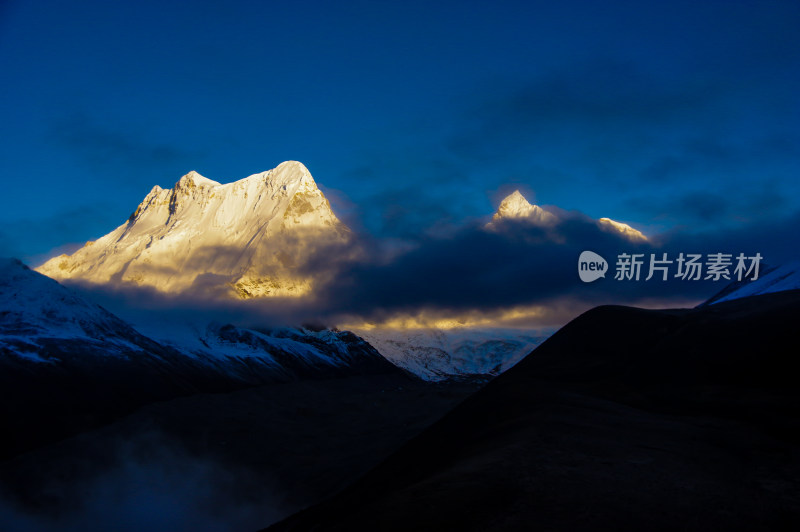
(37, 161), (348, 299)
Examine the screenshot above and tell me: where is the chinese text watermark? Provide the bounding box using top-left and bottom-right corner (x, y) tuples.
(579, 252), (762, 283)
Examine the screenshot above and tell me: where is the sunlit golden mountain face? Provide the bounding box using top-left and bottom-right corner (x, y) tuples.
(37, 161), (353, 300)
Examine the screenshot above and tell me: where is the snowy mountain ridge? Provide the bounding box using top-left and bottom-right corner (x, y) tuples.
(37, 161), (349, 299)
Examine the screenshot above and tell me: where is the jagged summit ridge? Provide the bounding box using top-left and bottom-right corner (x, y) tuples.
(37, 161), (348, 299)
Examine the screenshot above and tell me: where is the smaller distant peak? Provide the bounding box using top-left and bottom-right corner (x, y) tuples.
(493, 189), (556, 225)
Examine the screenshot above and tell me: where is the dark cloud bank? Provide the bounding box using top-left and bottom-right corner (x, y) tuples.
(315, 212), (800, 322)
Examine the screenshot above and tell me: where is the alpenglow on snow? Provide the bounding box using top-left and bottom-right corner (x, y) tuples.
(37, 161), (351, 299)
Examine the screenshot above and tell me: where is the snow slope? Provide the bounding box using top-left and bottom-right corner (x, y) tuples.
(134, 317), (398, 381)
(37, 161), (349, 299)
(0, 258), (157, 361)
(709, 260), (800, 304)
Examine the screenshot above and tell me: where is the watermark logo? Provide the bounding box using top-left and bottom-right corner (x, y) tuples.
(578, 251), (762, 283)
(578, 251), (608, 283)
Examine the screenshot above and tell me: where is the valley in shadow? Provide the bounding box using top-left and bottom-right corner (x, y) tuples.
(0, 374), (481, 531)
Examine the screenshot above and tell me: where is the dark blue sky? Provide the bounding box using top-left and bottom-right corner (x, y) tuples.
(2, 0), (799, 264)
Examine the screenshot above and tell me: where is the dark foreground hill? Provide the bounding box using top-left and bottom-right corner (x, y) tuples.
(266, 290), (800, 531)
